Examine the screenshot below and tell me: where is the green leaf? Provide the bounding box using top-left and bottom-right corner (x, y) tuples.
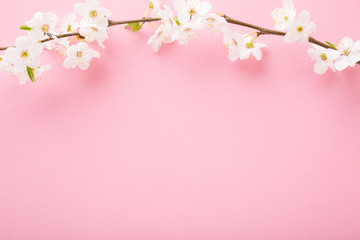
(326, 41), (337, 49)
(124, 22), (143, 32)
(20, 26), (33, 31)
(124, 23), (133, 29)
(132, 22), (143, 32)
(26, 66), (35, 82)
(174, 17), (181, 26)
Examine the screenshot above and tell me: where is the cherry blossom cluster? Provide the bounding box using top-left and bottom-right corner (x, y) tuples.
(271, 0), (360, 74)
(0, 0), (359, 85)
(147, 0), (267, 61)
(0, 0), (109, 84)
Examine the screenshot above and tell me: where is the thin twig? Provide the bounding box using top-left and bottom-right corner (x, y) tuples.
(0, 14), (353, 65)
(223, 15), (332, 49)
(0, 17), (162, 51)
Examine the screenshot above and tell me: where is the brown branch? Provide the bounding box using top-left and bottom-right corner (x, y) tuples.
(1, 14), (356, 65)
(223, 15), (332, 49)
(0, 17), (162, 51)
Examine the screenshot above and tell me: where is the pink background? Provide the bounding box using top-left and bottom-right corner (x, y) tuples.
(1, 0), (360, 239)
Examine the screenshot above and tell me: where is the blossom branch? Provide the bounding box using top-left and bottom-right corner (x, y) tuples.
(0, 17), (162, 51)
(1, 0), (359, 84)
(223, 15), (331, 49)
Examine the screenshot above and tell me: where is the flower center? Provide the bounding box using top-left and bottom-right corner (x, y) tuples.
(189, 8), (197, 18)
(297, 26), (303, 32)
(320, 53), (327, 61)
(41, 24), (50, 33)
(232, 39), (238, 46)
(207, 17), (215, 23)
(344, 49), (350, 56)
(246, 42), (254, 49)
(67, 25), (72, 32)
(21, 50), (29, 58)
(76, 51), (83, 58)
(89, 10), (98, 18)
(91, 27), (99, 32)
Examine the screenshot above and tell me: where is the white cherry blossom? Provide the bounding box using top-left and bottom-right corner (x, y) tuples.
(26, 12), (58, 40)
(307, 44), (340, 74)
(149, 0), (165, 17)
(74, 0), (111, 25)
(175, 21), (203, 45)
(148, 22), (178, 52)
(174, 0), (212, 24)
(58, 13), (79, 34)
(0, 55), (11, 72)
(78, 19), (109, 48)
(334, 37), (360, 71)
(54, 38), (71, 57)
(271, 0), (296, 31)
(17, 64), (52, 84)
(222, 27), (245, 62)
(5, 36), (43, 74)
(63, 42), (100, 70)
(201, 13), (227, 33)
(241, 35), (267, 60)
(284, 11), (316, 44)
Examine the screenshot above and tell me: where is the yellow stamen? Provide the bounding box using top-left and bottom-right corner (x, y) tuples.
(89, 10), (98, 18)
(41, 24), (50, 33)
(21, 51), (28, 58)
(76, 51), (83, 58)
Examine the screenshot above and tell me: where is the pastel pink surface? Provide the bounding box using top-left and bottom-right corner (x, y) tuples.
(1, 0), (360, 239)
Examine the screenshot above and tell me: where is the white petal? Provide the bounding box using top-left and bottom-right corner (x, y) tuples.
(197, 1), (212, 15)
(78, 61), (90, 70)
(335, 55), (350, 71)
(349, 51), (360, 67)
(297, 11), (310, 24)
(307, 48), (319, 60)
(174, 0), (185, 12)
(63, 57), (76, 69)
(252, 48), (262, 60)
(284, 31), (297, 43)
(178, 11), (190, 24)
(314, 60), (328, 75)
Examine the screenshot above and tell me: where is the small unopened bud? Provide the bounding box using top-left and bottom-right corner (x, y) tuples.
(148, 1), (154, 9)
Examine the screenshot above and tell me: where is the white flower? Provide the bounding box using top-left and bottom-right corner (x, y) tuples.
(149, 0), (165, 17)
(74, 0), (111, 25)
(17, 64), (52, 84)
(175, 21), (203, 45)
(241, 35), (267, 60)
(54, 38), (71, 57)
(307, 44), (340, 75)
(5, 36), (43, 74)
(57, 13), (79, 34)
(222, 26), (245, 62)
(63, 42), (100, 70)
(0, 55), (11, 72)
(201, 13), (227, 33)
(26, 12), (58, 40)
(334, 37), (360, 71)
(148, 21), (178, 52)
(156, 5), (175, 21)
(271, 0), (296, 31)
(78, 19), (109, 48)
(284, 11), (316, 44)
(174, 0), (212, 24)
